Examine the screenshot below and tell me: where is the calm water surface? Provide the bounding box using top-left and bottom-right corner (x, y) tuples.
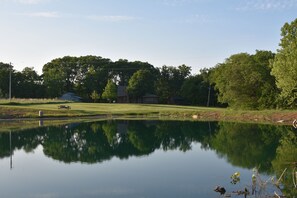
(0, 120), (296, 198)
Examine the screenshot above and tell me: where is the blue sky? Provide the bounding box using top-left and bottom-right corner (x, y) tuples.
(0, 0), (296, 74)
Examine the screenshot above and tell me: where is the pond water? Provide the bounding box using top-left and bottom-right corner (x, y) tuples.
(0, 120), (296, 198)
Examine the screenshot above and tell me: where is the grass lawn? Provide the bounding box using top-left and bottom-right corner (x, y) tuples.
(0, 99), (296, 125)
(0, 100), (220, 117)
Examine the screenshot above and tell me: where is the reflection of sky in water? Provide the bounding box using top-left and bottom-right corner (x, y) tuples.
(0, 143), (263, 198)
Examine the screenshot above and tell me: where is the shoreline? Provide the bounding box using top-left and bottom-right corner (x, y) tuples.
(1, 103), (297, 126)
(0, 111), (296, 126)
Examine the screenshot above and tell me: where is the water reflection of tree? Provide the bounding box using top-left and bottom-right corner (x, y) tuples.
(155, 121), (214, 151)
(0, 127), (46, 158)
(1, 120), (296, 197)
(127, 121), (159, 153)
(0, 133), (11, 158)
(0, 121), (294, 170)
(0, 121), (216, 162)
(210, 122), (283, 173)
(42, 123), (115, 163)
(272, 129), (297, 197)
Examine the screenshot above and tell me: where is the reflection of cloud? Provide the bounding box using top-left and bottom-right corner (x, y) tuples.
(87, 15), (136, 22)
(237, 0), (297, 10)
(85, 187), (138, 196)
(21, 12), (60, 18)
(30, 192), (59, 198)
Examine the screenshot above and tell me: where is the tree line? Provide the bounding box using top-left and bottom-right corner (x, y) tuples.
(0, 56), (215, 106)
(1, 18), (297, 109)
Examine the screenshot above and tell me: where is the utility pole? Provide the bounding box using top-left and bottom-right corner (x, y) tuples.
(207, 85), (211, 107)
(10, 130), (12, 170)
(9, 62), (12, 101)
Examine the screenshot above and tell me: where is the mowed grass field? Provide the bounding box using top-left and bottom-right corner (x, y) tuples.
(0, 98), (221, 118)
(0, 99), (296, 125)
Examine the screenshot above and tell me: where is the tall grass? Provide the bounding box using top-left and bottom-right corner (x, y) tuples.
(0, 98), (70, 105)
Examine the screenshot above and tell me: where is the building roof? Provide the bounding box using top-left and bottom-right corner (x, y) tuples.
(60, 92), (82, 101)
(143, 94), (158, 98)
(117, 86), (128, 97)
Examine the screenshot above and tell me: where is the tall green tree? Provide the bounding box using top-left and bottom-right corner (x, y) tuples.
(156, 65), (191, 103)
(43, 56), (77, 97)
(0, 62), (13, 98)
(0, 63), (44, 98)
(127, 69), (156, 102)
(252, 50), (278, 108)
(43, 67), (66, 97)
(14, 67), (44, 98)
(112, 60), (156, 86)
(211, 51), (276, 109)
(43, 56), (79, 94)
(181, 68), (219, 106)
(75, 56), (112, 100)
(102, 79), (117, 102)
(42, 55), (112, 99)
(90, 90), (100, 103)
(271, 18), (297, 107)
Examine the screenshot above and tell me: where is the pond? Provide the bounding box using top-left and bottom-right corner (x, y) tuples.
(0, 120), (296, 198)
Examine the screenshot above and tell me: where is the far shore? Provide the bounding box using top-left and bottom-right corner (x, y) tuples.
(1, 102), (297, 126)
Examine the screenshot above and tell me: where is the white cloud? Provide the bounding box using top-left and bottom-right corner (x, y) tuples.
(21, 12), (60, 18)
(180, 14), (212, 24)
(16, 0), (48, 4)
(87, 15), (136, 22)
(161, 0), (207, 6)
(237, 0), (297, 10)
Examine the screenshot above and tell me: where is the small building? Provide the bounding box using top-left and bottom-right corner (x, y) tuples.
(169, 96), (185, 105)
(143, 94), (159, 104)
(60, 92), (82, 102)
(117, 86), (129, 103)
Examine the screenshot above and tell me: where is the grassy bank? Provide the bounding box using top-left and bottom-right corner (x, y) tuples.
(0, 99), (296, 125)
(0, 102), (220, 118)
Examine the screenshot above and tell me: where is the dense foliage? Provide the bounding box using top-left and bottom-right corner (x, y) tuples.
(156, 65), (191, 104)
(101, 79), (117, 102)
(271, 18), (297, 107)
(210, 51), (277, 109)
(1, 18), (297, 108)
(127, 69), (156, 102)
